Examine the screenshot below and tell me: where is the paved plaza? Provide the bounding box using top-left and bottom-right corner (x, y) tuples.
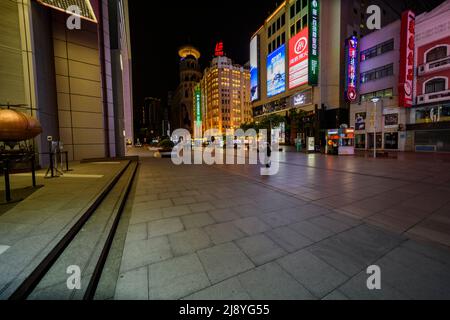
(113, 149), (450, 300)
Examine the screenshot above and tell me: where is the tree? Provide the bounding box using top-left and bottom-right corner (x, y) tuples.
(256, 114), (285, 131)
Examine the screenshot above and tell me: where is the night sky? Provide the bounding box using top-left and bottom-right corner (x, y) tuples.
(128, 0), (278, 108)
(128, 0), (445, 109)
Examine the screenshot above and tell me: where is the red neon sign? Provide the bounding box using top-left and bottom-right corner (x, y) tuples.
(215, 42), (224, 57)
(399, 10), (415, 108)
(345, 36), (358, 102)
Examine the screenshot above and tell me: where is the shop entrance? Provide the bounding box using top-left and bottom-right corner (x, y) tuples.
(368, 133), (382, 149)
(384, 132), (398, 150)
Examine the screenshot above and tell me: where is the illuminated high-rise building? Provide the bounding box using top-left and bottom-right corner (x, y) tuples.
(250, 0), (412, 148)
(198, 54), (252, 135)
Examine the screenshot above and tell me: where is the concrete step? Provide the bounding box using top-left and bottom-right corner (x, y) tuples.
(6, 160), (138, 300)
(26, 161), (138, 300)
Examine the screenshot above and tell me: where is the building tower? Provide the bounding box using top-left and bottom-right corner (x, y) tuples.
(172, 45), (202, 132)
(199, 55), (252, 135)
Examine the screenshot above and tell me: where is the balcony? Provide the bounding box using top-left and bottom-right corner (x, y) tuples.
(418, 55), (450, 76)
(417, 89), (450, 104)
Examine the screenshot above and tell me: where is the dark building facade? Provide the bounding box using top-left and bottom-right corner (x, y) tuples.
(0, 0), (133, 162)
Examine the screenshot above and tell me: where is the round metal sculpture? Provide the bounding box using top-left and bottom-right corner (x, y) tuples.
(0, 109), (42, 148)
(0, 108), (42, 203)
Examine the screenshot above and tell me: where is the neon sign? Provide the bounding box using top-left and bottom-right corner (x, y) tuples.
(215, 42), (224, 57)
(308, 0), (320, 86)
(195, 85), (202, 123)
(399, 10), (415, 108)
(345, 36), (358, 102)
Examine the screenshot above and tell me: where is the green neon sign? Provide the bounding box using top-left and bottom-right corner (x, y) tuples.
(308, 0), (320, 86)
(195, 86), (202, 123)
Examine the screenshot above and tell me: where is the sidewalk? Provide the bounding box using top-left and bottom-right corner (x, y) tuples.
(114, 153), (450, 300)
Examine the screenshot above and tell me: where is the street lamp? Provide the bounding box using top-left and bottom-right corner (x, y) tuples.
(371, 97), (380, 158)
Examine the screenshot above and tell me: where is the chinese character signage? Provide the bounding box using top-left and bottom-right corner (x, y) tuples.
(345, 36), (358, 102)
(215, 41), (224, 57)
(399, 10), (415, 108)
(267, 44), (286, 97)
(194, 85), (202, 123)
(250, 36), (259, 101)
(289, 27), (309, 89)
(308, 0), (320, 86)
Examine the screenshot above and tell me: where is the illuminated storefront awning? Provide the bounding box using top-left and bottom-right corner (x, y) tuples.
(37, 0), (97, 23)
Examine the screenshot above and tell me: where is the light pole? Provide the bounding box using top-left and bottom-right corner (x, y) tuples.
(371, 97), (380, 159)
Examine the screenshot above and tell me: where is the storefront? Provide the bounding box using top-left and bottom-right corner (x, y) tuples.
(326, 128), (355, 155)
(407, 102), (450, 152)
(351, 101), (407, 151)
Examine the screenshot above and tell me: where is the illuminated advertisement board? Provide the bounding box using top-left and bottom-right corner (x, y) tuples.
(289, 27), (309, 89)
(308, 0), (320, 86)
(267, 44), (286, 97)
(194, 85), (202, 123)
(250, 36), (259, 101)
(399, 10), (415, 108)
(345, 36), (358, 102)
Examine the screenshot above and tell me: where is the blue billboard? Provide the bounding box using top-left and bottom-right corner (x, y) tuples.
(267, 44), (286, 97)
(250, 36), (259, 101)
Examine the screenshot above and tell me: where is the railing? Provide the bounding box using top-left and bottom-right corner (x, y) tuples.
(417, 89), (450, 104)
(418, 56), (450, 75)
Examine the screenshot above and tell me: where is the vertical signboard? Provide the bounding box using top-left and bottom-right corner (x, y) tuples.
(344, 36), (358, 102)
(399, 10), (415, 108)
(193, 84), (202, 139)
(267, 44), (286, 97)
(308, 0), (319, 86)
(289, 27), (309, 89)
(250, 36), (259, 101)
(194, 85), (202, 123)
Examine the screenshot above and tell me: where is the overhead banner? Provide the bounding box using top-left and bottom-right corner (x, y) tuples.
(289, 27), (309, 89)
(267, 44), (286, 97)
(308, 0), (320, 86)
(345, 36), (358, 102)
(399, 10), (415, 108)
(250, 36), (259, 101)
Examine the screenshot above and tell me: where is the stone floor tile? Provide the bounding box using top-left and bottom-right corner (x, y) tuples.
(147, 218), (184, 238)
(265, 227), (313, 253)
(197, 242), (254, 284)
(169, 228), (212, 256)
(148, 254), (210, 300)
(236, 234), (286, 265)
(181, 213), (215, 229)
(204, 222), (245, 245)
(184, 277), (251, 300)
(233, 217), (270, 235)
(238, 262), (315, 300)
(115, 266), (149, 300)
(278, 250), (348, 298)
(120, 236), (172, 272)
